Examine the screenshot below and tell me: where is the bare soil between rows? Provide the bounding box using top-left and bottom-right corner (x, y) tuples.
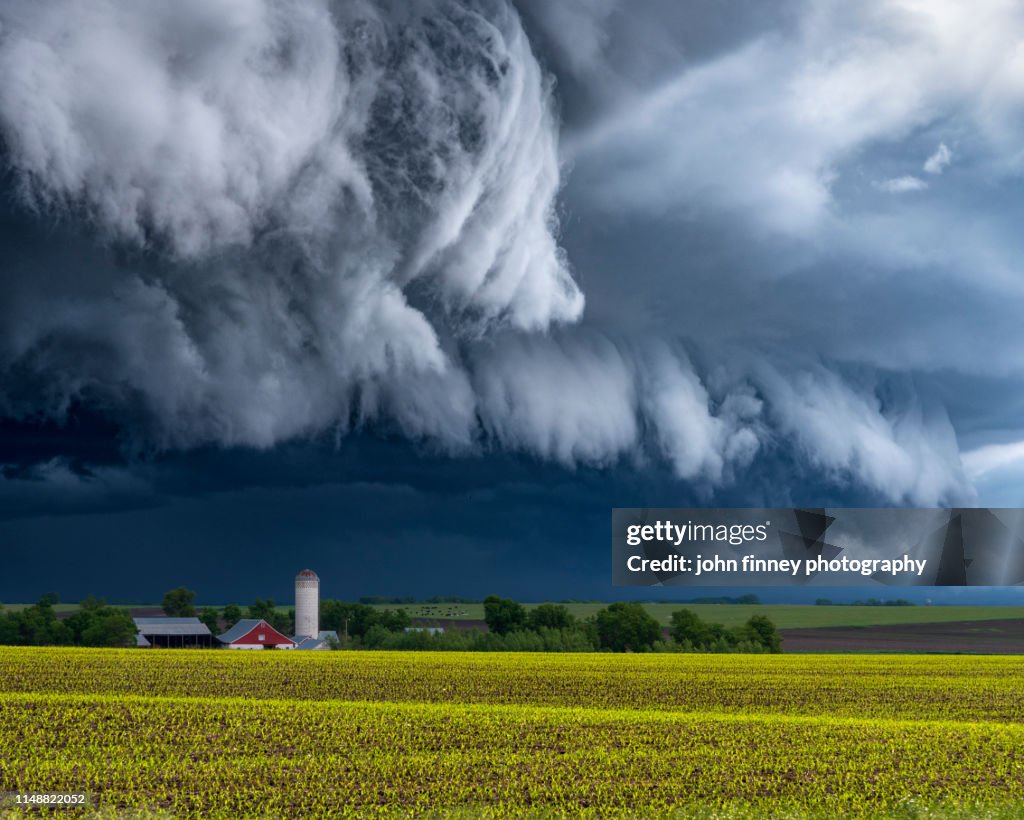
(779, 619), (1024, 653)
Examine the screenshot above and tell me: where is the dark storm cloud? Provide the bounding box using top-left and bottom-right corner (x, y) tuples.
(6, 0), (1024, 541)
(0, 0), (581, 451)
(0, 431), (906, 603)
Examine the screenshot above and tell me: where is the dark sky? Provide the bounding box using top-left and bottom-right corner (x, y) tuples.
(3, 0), (1024, 604)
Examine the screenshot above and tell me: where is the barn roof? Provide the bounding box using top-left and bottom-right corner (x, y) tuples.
(293, 637), (326, 650)
(217, 618), (294, 645)
(133, 617), (212, 636)
(217, 618), (263, 643)
(291, 631), (338, 650)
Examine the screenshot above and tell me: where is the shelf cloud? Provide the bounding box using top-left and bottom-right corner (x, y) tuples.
(8, 0), (1024, 509)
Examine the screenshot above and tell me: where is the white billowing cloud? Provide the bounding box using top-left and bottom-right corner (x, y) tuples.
(0, 0), (348, 258)
(639, 346), (760, 484)
(359, 364), (479, 453)
(963, 440), (1024, 480)
(756, 362), (971, 505)
(0, 0), (583, 450)
(571, 38), (836, 234)
(464, 331), (972, 504)
(471, 333), (639, 467)
(962, 440), (1024, 506)
(468, 333), (764, 483)
(876, 175), (929, 193)
(924, 142), (953, 174)
(0, 0), (582, 328)
(572, 0), (1024, 233)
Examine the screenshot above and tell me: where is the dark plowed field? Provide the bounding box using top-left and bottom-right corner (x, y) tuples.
(780, 619), (1024, 653)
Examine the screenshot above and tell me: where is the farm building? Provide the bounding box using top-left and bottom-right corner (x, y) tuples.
(133, 617), (214, 648)
(292, 630), (338, 650)
(217, 618), (296, 649)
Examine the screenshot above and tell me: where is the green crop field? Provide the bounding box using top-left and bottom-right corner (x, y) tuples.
(3, 649), (1024, 818)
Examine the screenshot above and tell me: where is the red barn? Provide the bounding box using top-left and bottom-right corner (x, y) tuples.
(217, 618), (296, 650)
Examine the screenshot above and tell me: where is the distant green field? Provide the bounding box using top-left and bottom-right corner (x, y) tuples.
(0, 603), (80, 614)
(377, 603), (1024, 629)
(3, 601), (1022, 630)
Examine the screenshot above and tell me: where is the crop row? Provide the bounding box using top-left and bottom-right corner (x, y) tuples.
(2, 649), (1024, 722)
(3, 692), (1024, 818)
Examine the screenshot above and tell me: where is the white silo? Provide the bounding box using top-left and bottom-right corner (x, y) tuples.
(294, 568), (320, 639)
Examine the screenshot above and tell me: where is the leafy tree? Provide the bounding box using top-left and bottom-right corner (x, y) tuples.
(483, 595), (527, 636)
(321, 601), (371, 640)
(222, 604), (242, 629)
(0, 596), (138, 647)
(669, 608), (711, 647)
(81, 611), (137, 647)
(739, 614), (782, 653)
(64, 597), (104, 640)
(533, 626), (597, 651)
(29, 596), (73, 645)
(247, 598), (277, 621)
(248, 599), (291, 634)
(320, 601), (409, 641)
(162, 587), (197, 618)
(0, 597), (73, 646)
(0, 612), (17, 645)
(377, 608), (411, 632)
(527, 604), (575, 632)
(63, 597), (137, 647)
(706, 622), (738, 648)
(199, 608), (221, 633)
(594, 602), (662, 652)
(668, 608), (782, 653)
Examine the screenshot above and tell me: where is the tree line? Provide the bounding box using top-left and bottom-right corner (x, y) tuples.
(0, 591), (782, 653)
(0, 589), (300, 647)
(161, 587), (295, 635)
(0, 596), (136, 647)
(334, 597), (781, 653)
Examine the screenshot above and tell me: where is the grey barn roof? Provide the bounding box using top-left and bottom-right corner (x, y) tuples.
(217, 618), (294, 644)
(292, 631), (338, 651)
(133, 617), (212, 637)
(293, 637), (326, 650)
